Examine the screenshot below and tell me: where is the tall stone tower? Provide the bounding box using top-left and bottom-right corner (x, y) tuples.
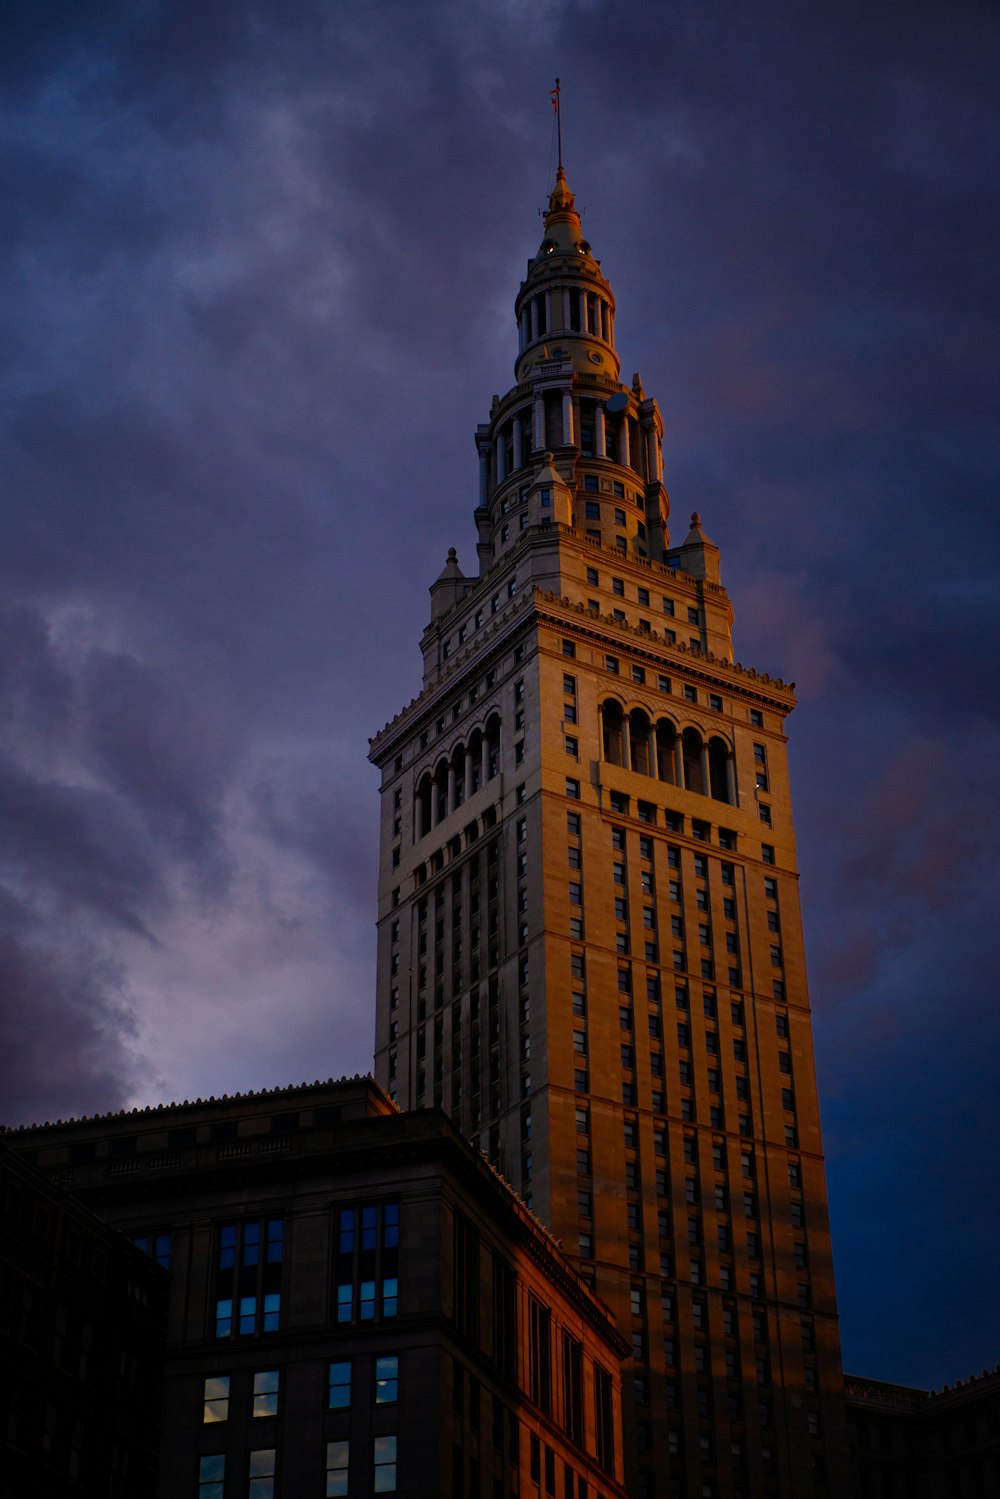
(370, 168), (849, 1498)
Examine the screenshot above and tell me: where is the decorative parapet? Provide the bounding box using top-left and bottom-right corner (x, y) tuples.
(532, 589), (795, 698)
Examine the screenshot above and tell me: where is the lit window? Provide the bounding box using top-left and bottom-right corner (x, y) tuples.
(203, 1376), (230, 1423)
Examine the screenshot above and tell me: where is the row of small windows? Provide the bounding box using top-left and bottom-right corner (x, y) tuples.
(202, 1356), (397, 1427)
(197, 1436), (396, 1498)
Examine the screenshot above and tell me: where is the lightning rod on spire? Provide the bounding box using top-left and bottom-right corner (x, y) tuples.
(550, 78), (562, 171)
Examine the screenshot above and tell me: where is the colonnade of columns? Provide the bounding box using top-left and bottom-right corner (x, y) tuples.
(598, 702), (737, 805)
(416, 720), (502, 839)
(517, 287), (614, 352)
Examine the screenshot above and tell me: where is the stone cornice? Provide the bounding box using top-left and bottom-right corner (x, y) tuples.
(532, 589), (796, 708)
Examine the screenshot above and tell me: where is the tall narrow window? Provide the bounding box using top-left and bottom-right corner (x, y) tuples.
(373, 1434), (397, 1493)
(595, 1365), (615, 1474)
(326, 1441), (350, 1497)
(562, 1333), (583, 1446)
(528, 1298), (552, 1414)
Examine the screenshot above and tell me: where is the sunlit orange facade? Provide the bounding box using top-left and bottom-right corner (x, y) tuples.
(371, 169), (852, 1496)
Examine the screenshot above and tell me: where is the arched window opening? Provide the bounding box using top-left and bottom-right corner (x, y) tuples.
(485, 716), (501, 782)
(416, 773), (433, 840)
(468, 730), (483, 794)
(602, 701), (624, 766)
(655, 721), (679, 785)
(629, 709), (652, 777)
(708, 738), (731, 803)
(453, 744), (467, 809)
(433, 760), (449, 825)
(682, 729), (705, 796)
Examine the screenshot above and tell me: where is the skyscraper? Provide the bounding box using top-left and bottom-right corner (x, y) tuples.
(370, 167), (850, 1497)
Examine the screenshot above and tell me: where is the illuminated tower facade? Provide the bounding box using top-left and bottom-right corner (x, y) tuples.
(370, 169), (849, 1498)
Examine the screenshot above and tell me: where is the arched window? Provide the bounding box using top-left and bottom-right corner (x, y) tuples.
(682, 729), (705, 796)
(602, 700), (624, 766)
(708, 737), (731, 803)
(655, 720), (679, 785)
(629, 709), (652, 777)
(416, 773), (433, 839)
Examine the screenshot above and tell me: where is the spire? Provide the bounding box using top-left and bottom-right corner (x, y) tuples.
(535, 166), (592, 263)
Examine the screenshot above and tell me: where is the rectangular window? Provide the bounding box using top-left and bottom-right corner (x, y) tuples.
(565, 735), (579, 758)
(637, 587), (650, 606)
(595, 1365), (615, 1475)
(562, 639), (576, 658)
(586, 568), (599, 585)
(605, 655), (619, 674)
(326, 1441), (349, 1497)
(199, 1455), (225, 1499)
(375, 1354), (399, 1403)
(252, 1370), (279, 1418)
(203, 1375), (230, 1423)
(373, 1434), (397, 1494)
(585, 500), (600, 519)
(563, 1333), (584, 1446)
(529, 1298), (552, 1414)
(566, 777), (580, 800)
(248, 1448), (276, 1498)
(329, 1360), (352, 1409)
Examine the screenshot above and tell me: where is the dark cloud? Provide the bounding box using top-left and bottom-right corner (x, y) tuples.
(1, 0), (998, 1386)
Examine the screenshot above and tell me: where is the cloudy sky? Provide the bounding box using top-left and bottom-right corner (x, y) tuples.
(3, 0), (998, 1389)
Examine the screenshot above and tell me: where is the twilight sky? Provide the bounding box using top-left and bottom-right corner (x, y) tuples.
(2, 0), (998, 1390)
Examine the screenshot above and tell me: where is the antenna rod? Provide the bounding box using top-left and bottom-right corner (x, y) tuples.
(550, 78), (562, 170)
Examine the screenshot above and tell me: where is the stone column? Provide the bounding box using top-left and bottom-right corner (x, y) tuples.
(480, 736), (490, 788)
(496, 432), (507, 484)
(544, 289), (552, 334)
(513, 415), (524, 471)
(595, 406), (606, 459)
(725, 752), (737, 806)
(562, 389), (575, 447)
(478, 448), (490, 506)
(602, 301), (611, 341)
(620, 417), (630, 469)
(597, 702), (605, 761)
(447, 762), (457, 815)
(518, 310), (527, 353)
(674, 739), (684, 788)
(700, 742), (711, 798)
(621, 714), (631, 771)
(648, 725), (658, 779)
(562, 288), (571, 329)
(534, 395), (546, 451)
(530, 298), (539, 342)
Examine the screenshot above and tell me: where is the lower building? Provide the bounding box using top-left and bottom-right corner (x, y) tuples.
(0, 1135), (167, 1498)
(845, 1369), (1000, 1498)
(5, 1076), (629, 1499)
